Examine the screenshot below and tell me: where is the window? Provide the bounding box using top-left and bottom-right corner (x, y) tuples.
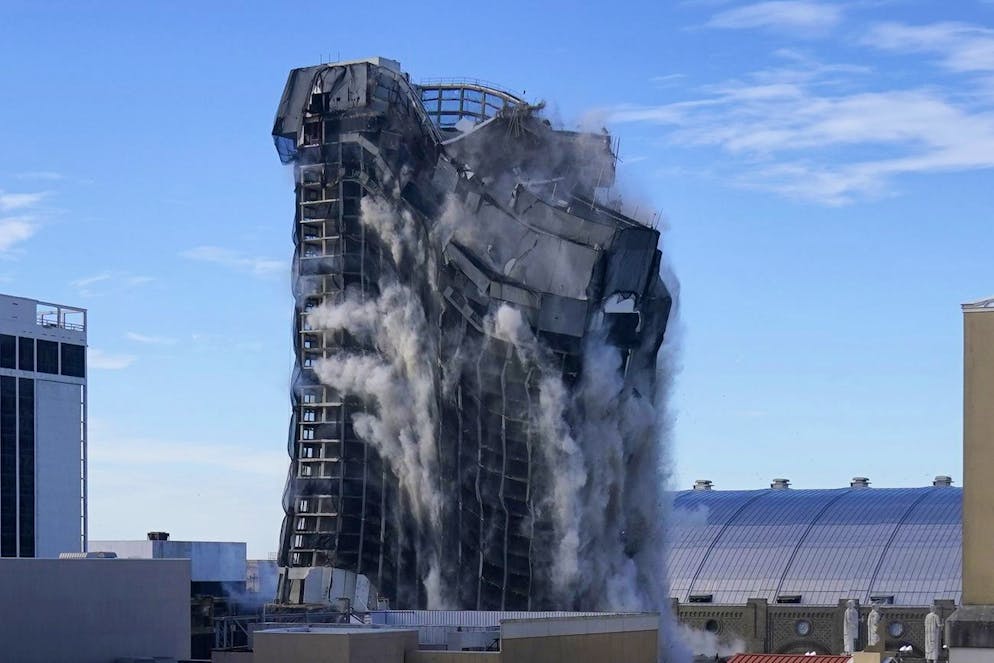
(303, 410), (316, 422)
(888, 621), (905, 638)
(776, 595), (802, 604)
(0, 335), (14, 369)
(18, 378), (33, 557)
(795, 620), (812, 636)
(300, 464), (313, 477)
(294, 535), (304, 548)
(303, 392), (317, 404)
(298, 499), (309, 513)
(36, 341), (58, 374)
(302, 427), (314, 440)
(60, 343), (85, 378)
(17, 338), (33, 372)
(688, 594), (713, 603)
(0, 377), (15, 557)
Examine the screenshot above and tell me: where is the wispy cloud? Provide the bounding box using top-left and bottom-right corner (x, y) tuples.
(182, 246), (284, 277)
(0, 190), (47, 252)
(608, 50), (994, 204)
(0, 218), (37, 251)
(88, 348), (137, 370)
(125, 331), (177, 346)
(70, 272), (153, 297)
(71, 273), (112, 289)
(864, 21), (994, 72)
(0, 190), (47, 212)
(15, 171), (64, 182)
(706, 1), (843, 34)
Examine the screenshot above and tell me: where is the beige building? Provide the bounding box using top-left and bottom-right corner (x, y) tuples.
(947, 298), (994, 662)
(213, 613), (659, 663)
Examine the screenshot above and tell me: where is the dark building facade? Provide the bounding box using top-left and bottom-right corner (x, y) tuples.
(271, 58), (672, 611)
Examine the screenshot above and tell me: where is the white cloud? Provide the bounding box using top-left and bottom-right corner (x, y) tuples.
(0, 190), (46, 211)
(70, 272), (153, 297)
(608, 55), (994, 204)
(865, 21), (994, 72)
(707, 1), (842, 34)
(0, 218), (37, 251)
(15, 171), (64, 182)
(182, 246), (284, 277)
(125, 331), (177, 345)
(88, 348), (137, 370)
(71, 273), (112, 289)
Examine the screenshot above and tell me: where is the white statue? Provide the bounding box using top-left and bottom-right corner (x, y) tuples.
(867, 605), (881, 647)
(925, 606), (942, 662)
(843, 599), (859, 654)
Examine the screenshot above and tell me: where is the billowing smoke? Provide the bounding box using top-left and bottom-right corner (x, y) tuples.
(306, 200), (451, 608)
(488, 302), (674, 611)
(285, 66), (685, 659)
(677, 624), (746, 659)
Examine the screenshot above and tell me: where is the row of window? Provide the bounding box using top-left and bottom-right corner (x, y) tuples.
(0, 376), (33, 557)
(0, 335), (84, 378)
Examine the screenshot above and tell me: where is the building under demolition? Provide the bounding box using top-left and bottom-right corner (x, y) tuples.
(271, 57), (673, 611)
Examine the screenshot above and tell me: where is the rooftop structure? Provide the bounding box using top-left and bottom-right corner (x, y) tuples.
(0, 293), (87, 558)
(91, 531), (247, 583)
(271, 57), (672, 611)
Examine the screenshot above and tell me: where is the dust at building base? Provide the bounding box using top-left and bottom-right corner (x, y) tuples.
(272, 57), (673, 611)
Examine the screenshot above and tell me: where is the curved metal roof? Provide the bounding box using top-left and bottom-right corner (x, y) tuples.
(668, 486), (961, 606)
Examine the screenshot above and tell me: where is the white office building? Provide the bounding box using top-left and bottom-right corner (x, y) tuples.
(0, 294), (86, 558)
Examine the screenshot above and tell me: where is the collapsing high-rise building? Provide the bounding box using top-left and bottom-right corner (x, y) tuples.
(272, 57), (673, 612)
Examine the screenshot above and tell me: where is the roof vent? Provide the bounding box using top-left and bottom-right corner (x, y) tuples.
(771, 478), (790, 490)
(934, 475), (953, 487)
(147, 531), (170, 541)
(851, 477), (870, 488)
(693, 479), (713, 491)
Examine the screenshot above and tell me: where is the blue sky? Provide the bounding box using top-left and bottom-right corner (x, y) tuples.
(1, 1), (991, 556)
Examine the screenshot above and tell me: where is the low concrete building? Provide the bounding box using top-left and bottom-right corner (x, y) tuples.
(0, 557), (190, 663)
(91, 532), (248, 658)
(213, 613), (659, 663)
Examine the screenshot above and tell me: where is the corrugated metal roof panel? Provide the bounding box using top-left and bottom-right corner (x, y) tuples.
(728, 655), (850, 663)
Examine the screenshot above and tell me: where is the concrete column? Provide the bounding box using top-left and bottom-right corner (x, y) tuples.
(746, 598), (768, 653)
(948, 300), (994, 661)
(962, 303), (994, 604)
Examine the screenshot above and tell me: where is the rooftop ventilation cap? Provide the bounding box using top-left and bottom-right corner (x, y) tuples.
(693, 479), (713, 491)
(933, 475), (953, 487)
(851, 477), (870, 488)
(771, 478), (790, 489)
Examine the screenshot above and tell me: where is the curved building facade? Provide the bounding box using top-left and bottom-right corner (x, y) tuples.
(669, 481), (962, 657)
(670, 483), (962, 606)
